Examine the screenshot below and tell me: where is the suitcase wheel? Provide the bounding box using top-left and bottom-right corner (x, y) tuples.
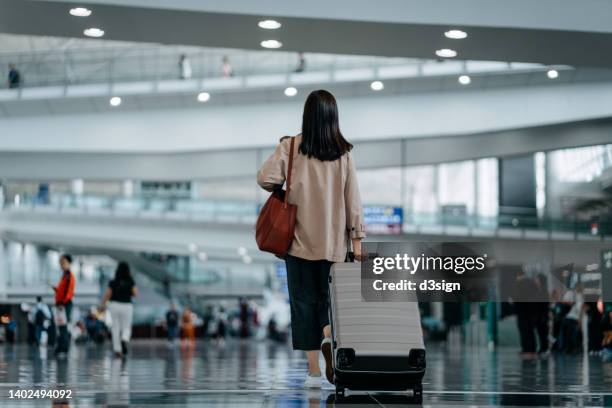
(412, 383), (423, 404)
(335, 385), (345, 399)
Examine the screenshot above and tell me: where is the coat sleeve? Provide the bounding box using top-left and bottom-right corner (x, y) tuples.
(257, 137), (289, 192)
(344, 152), (366, 239)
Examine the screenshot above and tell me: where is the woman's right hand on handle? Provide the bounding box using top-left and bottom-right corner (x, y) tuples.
(352, 238), (366, 262)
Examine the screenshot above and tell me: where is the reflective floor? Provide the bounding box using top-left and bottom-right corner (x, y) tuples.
(0, 340), (611, 407)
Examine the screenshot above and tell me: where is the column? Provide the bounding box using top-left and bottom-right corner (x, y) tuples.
(0, 182), (5, 209)
(71, 178), (84, 195)
(71, 178), (84, 208)
(122, 180), (134, 198)
(0, 242), (7, 301)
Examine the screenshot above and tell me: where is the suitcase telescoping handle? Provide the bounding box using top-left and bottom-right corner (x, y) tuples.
(344, 252), (380, 264)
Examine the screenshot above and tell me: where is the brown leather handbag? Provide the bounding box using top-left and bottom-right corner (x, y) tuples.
(255, 137), (297, 257)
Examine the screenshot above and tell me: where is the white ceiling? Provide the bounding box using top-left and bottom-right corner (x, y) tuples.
(33, 0), (612, 34)
(3, 0), (612, 67)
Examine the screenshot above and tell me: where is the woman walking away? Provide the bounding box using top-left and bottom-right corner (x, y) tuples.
(257, 89), (366, 388)
(101, 262), (138, 358)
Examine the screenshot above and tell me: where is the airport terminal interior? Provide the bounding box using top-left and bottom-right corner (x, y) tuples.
(1, 0), (612, 406)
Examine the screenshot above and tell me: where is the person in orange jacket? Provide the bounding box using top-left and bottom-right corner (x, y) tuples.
(181, 307), (196, 350)
(53, 254), (75, 355)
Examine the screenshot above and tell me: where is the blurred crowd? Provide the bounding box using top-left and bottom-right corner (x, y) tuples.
(514, 270), (612, 360)
(8, 295), (288, 350)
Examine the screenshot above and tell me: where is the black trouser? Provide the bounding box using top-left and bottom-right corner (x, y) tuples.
(285, 254), (332, 351)
(535, 315), (549, 352)
(517, 312), (536, 353)
(559, 318), (580, 352)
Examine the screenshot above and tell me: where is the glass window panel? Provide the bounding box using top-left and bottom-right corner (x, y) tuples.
(550, 145), (610, 183)
(357, 167), (402, 206)
(438, 160), (475, 215)
(403, 165), (437, 224)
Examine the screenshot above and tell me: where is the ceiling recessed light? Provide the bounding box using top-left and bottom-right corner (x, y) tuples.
(197, 92), (210, 102)
(69, 7), (92, 17)
(370, 80), (384, 91)
(284, 86), (297, 97)
(109, 96), (121, 107)
(237, 246), (247, 256)
(435, 48), (457, 58)
(197, 252), (208, 261)
(83, 27), (104, 38)
(444, 29), (467, 39)
(242, 255), (253, 264)
(260, 39), (282, 49)
(547, 69), (559, 79)
(458, 75), (471, 85)
(258, 19), (281, 30)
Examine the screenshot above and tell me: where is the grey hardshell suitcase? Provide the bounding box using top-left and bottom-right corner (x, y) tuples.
(328, 263), (426, 401)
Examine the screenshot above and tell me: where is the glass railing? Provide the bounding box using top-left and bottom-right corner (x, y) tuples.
(4, 193), (611, 239)
(0, 46), (420, 88)
(7, 193), (258, 224)
(0, 44), (554, 90)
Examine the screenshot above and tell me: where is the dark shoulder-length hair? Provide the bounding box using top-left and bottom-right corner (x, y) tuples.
(114, 261), (133, 283)
(299, 90), (353, 161)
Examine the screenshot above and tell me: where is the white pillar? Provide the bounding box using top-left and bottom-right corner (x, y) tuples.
(0, 242), (7, 300)
(71, 179), (84, 196)
(190, 181), (199, 199)
(122, 180), (134, 198)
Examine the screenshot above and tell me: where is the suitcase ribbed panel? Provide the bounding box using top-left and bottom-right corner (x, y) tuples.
(330, 263), (425, 356)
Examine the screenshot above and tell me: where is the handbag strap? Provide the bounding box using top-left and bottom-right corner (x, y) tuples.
(284, 137), (295, 207)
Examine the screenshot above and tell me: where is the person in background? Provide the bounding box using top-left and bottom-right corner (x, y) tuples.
(267, 314), (286, 343)
(53, 254), (75, 356)
(84, 308), (102, 343)
(179, 54), (192, 80)
(534, 273), (550, 354)
(5, 314), (16, 343)
(33, 296), (51, 346)
(601, 307), (612, 361)
(7, 63), (21, 88)
(585, 300), (603, 354)
(215, 306), (227, 346)
(550, 289), (567, 351)
(294, 52), (306, 73)
(166, 303), (180, 345)
(27, 304), (37, 345)
(101, 261), (138, 358)
(560, 283), (584, 353)
(239, 297), (250, 338)
(257, 90), (366, 387)
(222, 55), (233, 78)
(181, 307), (196, 349)
(514, 270), (537, 357)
